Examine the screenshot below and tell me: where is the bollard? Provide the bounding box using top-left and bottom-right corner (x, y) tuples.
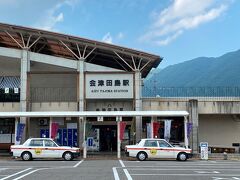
(223, 152), (228, 160)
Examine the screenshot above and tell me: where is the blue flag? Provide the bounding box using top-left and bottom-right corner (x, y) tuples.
(16, 123), (25, 142)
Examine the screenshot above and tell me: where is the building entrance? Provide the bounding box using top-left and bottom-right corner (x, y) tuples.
(92, 125), (117, 152)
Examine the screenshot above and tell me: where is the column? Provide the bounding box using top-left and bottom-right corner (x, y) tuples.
(117, 120), (121, 159)
(150, 117), (154, 138)
(19, 49), (30, 143)
(184, 116), (189, 148)
(188, 99), (199, 154)
(14, 118), (19, 145)
(77, 58), (86, 158)
(135, 71), (142, 142)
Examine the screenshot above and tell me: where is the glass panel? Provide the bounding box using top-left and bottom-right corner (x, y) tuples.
(29, 140), (43, 146)
(44, 140), (57, 147)
(158, 140), (172, 148)
(144, 140), (158, 147)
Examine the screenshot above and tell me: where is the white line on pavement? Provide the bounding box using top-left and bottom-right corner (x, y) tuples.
(13, 169), (41, 180)
(112, 167), (120, 180)
(73, 160), (84, 168)
(119, 160), (125, 167)
(131, 174), (240, 176)
(0, 168), (32, 180)
(118, 160), (133, 180)
(128, 168), (240, 171)
(123, 169), (133, 180)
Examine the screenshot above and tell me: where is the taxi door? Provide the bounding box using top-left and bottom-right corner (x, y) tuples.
(157, 140), (174, 158)
(28, 139), (46, 158)
(143, 140), (159, 158)
(43, 139), (60, 158)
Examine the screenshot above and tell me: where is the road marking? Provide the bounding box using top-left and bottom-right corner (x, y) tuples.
(123, 169), (133, 180)
(195, 171), (220, 174)
(0, 168), (32, 180)
(112, 167), (120, 180)
(127, 168), (237, 171)
(13, 169), (41, 180)
(119, 160), (133, 180)
(131, 174), (240, 176)
(212, 177), (240, 180)
(73, 160), (84, 168)
(119, 160), (125, 167)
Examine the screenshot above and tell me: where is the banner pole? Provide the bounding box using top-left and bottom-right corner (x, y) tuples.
(117, 118), (121, 159)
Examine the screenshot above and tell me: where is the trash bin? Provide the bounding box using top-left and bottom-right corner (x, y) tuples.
(223, 152), (228, 160)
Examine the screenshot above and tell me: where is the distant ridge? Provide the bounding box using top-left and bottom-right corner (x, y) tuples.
(143, 49), (240, 97)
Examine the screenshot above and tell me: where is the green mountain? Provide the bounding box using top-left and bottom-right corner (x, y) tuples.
(143, 49), (240, 97)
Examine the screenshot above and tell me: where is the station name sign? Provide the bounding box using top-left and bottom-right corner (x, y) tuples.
(85, 73), (133, 99)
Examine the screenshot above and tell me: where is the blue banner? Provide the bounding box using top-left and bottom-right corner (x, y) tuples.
(16, 123), (25, 142)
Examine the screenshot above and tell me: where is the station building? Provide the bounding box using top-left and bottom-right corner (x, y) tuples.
(0, 23), (162, 153)
(0, 23), (240, 156)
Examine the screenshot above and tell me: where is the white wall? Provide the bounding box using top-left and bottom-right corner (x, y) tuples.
(199, 114), (240, 147)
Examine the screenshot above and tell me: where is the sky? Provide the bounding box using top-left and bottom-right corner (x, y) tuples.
(0, 0), (239, 69)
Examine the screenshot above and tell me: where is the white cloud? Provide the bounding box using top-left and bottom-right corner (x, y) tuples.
(34, 0), (78, 31)
(156, 30), (183, 46)
(102, 32), (113, 44)
(140, 0), (231, 46)
(117, 32), (124, 39)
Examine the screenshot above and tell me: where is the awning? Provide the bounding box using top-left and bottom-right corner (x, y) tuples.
(0, 76), (20, 88)
(0, 111), (189, 118)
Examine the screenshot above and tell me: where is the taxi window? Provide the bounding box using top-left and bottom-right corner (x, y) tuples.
(144, 140), (158, 147)
(158, 140), (172, 148)
(44, 140), (58, 147)
(29, 140), (43, 146)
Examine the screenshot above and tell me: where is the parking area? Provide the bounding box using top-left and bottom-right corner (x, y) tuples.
(0, 158), (240, 180)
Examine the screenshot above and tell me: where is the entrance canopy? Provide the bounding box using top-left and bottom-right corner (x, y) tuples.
(0, 110), (189, 118)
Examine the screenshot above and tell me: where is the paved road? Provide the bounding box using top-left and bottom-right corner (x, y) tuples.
(0, 158), (240, 180)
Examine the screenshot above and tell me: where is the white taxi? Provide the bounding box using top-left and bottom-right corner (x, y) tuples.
(10, 138), (80, 161)
(125, 139), (192, 161)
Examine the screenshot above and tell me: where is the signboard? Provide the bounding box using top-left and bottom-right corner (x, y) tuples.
(67, 123), (77, 129)
(85, 73), (133, 99)
(200, 142), (208, 160)
(87, 137), (94, 147)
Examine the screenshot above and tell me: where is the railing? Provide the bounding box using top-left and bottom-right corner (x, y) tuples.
(1, 87), (240, 102)
(30, 87), (77, 102)
(142, 86), (240, 99)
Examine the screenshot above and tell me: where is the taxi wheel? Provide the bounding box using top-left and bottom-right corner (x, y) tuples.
(177, 152), (187, 161)
(21, 152), (32, 161)
(137, 152), (147, 161)
(63, 152), (73, 161)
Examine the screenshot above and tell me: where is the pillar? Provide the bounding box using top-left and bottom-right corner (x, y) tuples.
(77, 58), (86, 158)
(135, 71), (142, 142)
(117, 120), (121, 159)
(188, 99), (199, 154)
(184, 116), (189, 148)
(151, 117), (154, 138)
(19, 49), (30, 143)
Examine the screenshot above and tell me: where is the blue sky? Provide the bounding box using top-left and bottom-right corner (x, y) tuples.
(0, 0), (239, 68)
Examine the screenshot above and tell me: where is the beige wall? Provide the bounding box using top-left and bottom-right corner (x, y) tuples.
(30, 74), (77, 88)
(0, 103), (20, 111)
(199, 114), (240, 148)
(0, 56), (20, 76)
(31, 102), (78, 111)
(143, 98), (240, 114)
